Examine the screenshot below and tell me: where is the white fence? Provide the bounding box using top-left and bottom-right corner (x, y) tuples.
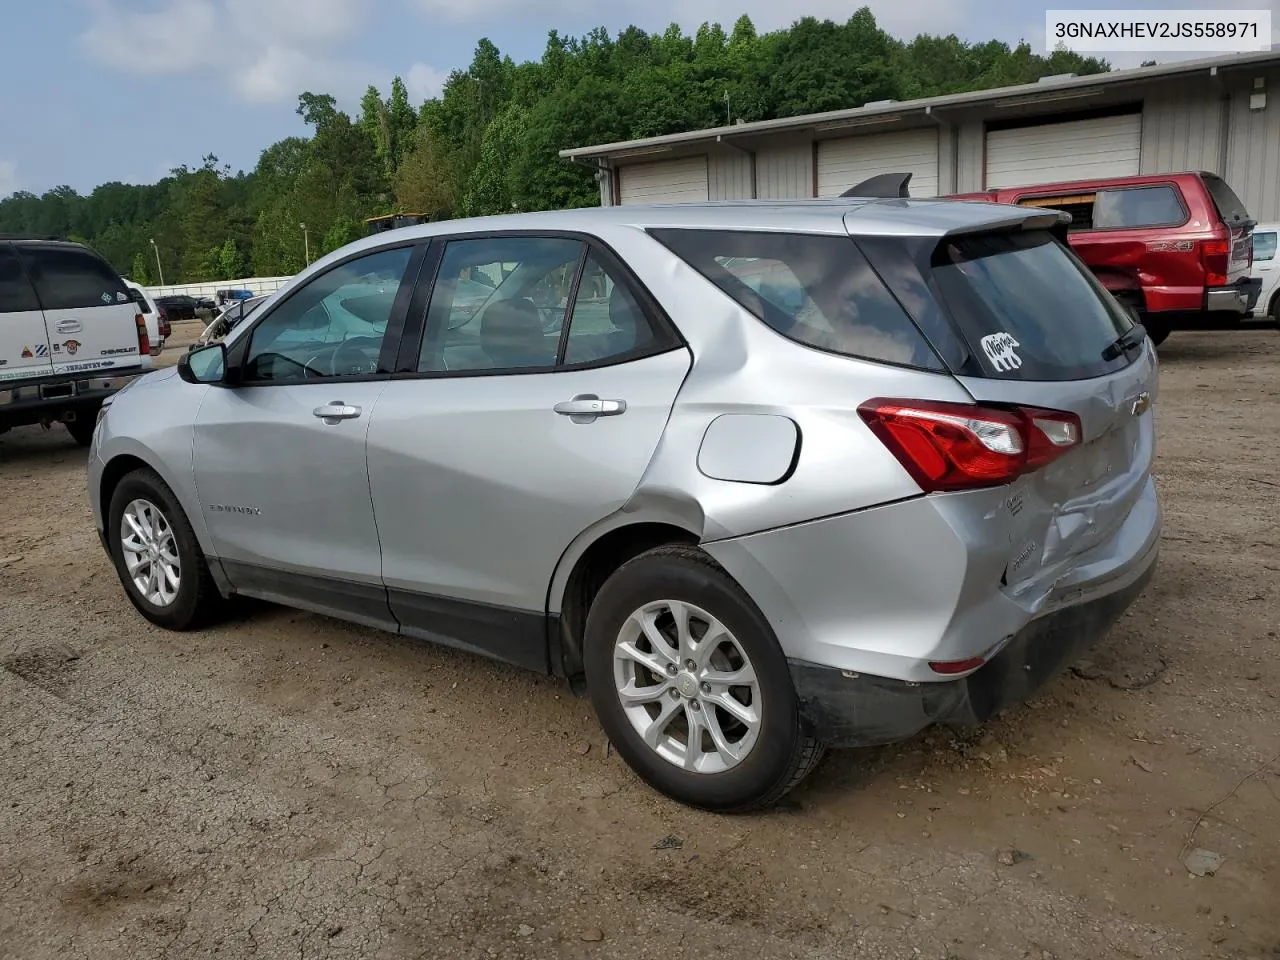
(145, 275), (293, 299)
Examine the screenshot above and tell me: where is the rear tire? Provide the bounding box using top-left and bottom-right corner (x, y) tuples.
(1141, 314), (1171, 346)
(583, 544), (824, 812)
(107, 467), (223, 631)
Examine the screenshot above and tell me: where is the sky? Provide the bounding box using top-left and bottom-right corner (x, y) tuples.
(0, 0), (1277, 199)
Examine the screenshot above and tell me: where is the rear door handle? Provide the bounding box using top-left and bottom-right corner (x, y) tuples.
(313, 401), (362, 424)
(553, 395), (626, 423)
(55, 318), (82, 333)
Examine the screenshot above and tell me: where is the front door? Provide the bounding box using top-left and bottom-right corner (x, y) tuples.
(0, 243), (53, 383)
(192, 243), (422, 629)
(366, 235), (691, 670)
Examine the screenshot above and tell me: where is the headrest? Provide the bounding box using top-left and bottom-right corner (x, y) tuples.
(480, 298), (549, 367)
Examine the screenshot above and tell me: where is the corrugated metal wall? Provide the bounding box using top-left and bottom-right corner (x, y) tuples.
(1226, 78), (1280, 222)
(955, 122), (985, 193)
(1140, 83), (1224, 176)
(709, 151), (753, 200)
(755, 142), (813, 199)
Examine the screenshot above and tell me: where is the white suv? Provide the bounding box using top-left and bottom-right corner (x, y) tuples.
(0, 238), (153, 445)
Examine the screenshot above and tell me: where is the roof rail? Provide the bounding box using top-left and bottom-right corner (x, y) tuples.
(840, 172), (912, 199)
(0, 233), (68, 242)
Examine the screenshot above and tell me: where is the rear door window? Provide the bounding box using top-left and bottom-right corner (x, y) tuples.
(19, 245), (131, 310)
(649, 229), (944, 371)
(0, 245), (41, 313)
(927, 231), (1134, 381)
(1202, 174), (1251, 225)
(1093, 185), (1186, 229)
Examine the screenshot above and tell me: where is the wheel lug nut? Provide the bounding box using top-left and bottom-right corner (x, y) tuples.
(665, 664), (677, 676)
(684, 660), (696, 672)
(668, 688), (680, 700)
(700, 682), (711, 695)
(690, 700), (701, 711)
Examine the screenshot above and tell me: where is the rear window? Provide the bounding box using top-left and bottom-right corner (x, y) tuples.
(1202, 174), (1251, 225)
(1254, 232), (1277, 261)
(129, 287), (153, 313)
(928, 232), (1134, 381)
(19, 245), (130, 311)
(648, 229), (943, 371)
(0, 245), (40, 313)
(1093, 185), (1186, 229)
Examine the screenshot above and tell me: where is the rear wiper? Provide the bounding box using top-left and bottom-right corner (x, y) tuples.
(1102, 321), (1147, 361)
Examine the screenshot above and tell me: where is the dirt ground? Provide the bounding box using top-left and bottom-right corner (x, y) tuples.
(2, 327), (1278, 960)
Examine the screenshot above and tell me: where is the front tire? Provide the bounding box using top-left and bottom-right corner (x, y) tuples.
(583, 545), (824, 812)
(65, 408), (99, 447)
(107, 467), (222, 630)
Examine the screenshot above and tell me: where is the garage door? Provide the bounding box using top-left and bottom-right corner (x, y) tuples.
(618, 157), (709, 204)
(817, 129), (939, 198)
(985, 113), (1142, 189)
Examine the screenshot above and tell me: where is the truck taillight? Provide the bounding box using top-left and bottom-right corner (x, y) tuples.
(857, 399), (1081, 493)
(1201, 238), (1230, 287)
(135, 312), (151, 357)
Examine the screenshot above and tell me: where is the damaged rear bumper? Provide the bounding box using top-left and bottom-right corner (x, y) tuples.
(789, 553), (1156, 748)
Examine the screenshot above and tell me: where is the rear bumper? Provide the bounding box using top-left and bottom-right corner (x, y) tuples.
(788, 553), (1156, 747)
(1205, 278), (1262, 314)
(0, 369), (144, 426)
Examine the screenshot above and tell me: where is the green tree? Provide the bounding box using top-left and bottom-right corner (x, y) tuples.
(130, 251), (150, 285)
(394, 128), (456, 219)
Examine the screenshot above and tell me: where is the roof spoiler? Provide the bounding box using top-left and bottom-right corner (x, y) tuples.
(840, 172), (912, 199)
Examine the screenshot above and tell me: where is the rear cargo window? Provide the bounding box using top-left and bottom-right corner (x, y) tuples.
(929, 231), (1135, 381)
(1093, 185), (1186, 229)
(648, 229), (943, 371)
(20, 245), (131, 311)
(1202, 174), (1251, 225)
(0, 246), (41, 313)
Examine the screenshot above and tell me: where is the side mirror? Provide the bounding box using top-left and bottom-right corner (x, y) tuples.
(178, 342), (228, 385)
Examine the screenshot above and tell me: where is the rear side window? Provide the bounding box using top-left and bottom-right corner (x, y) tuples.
(1093, 186), (1186, 229)
(0, 245), (40, 313)
(929, 232), (1133, 381)
(1202, 174), (1251, 225)
(1255, 232), (1277, 262)
(129, 288), (152, 313)
(19, 245), (130, 311)
(649, 229), (943, 371)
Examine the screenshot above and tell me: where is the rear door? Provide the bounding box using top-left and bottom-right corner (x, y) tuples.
(18, 243), (143, 375)
(0, 242), (54, 383)
(1252, 229), (1279, 311)
(859, 228), (1157, 589)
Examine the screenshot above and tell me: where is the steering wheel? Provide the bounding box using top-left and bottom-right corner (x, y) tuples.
(331, 337), (379, 377)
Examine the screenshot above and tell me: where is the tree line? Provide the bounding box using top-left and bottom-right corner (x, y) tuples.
(0, 9), (1107, 285)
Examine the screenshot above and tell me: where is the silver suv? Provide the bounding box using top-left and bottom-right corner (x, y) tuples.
(87, 198), (1160, 811)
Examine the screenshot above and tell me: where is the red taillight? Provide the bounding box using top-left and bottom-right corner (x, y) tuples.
(159, 316), (172, 338)
(857, 399), (1081, 493)
(1201, 238), (1230, 287)
(928, 656), (987, 675)
(135, 312), (151, 357)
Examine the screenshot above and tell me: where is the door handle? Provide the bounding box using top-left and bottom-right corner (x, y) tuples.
(553, 395), (626, 423)
(313, 401), (362, 424)
(55, 319), (82, 333)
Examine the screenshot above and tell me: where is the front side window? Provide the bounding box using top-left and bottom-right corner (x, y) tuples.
(0, 245), (40, 313)
(19, 245), (130, 311)
(1092, 185), (1186, 229)
(650, 229), (943, 371)
(1253, 231), (1277, 262)
(243, 245), (413, 382)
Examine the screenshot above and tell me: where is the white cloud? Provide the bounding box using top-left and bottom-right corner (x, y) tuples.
(0, 160), (18, 199)
(79, 0), (397, 106)
(406, 62), (449, 102)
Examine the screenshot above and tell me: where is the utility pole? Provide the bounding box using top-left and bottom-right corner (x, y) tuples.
(300, 222), (310, 265)
(148, 238), (165, 286)
(725, 90), (731, 126)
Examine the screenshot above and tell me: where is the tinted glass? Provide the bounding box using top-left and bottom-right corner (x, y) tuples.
(930, 231), (1133, 381)
(1253, 231), (1277, 262)
(562, 252), (658, 366)
(244, 245), (412, 382)
(129, 288), (153, 313)
(1202, 174), (1250, 224)
(20, 245), (130, 311)
(418, 237), (583, 373)
(1093, 186), (1185, 229)
(0, 245), (40, 313)
(650, 229), (943, 370)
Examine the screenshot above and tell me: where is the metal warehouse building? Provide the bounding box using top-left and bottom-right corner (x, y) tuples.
(561, 50), (1280, 221)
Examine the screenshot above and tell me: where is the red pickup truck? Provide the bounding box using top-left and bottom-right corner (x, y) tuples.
(950, 171), (1261, 345)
